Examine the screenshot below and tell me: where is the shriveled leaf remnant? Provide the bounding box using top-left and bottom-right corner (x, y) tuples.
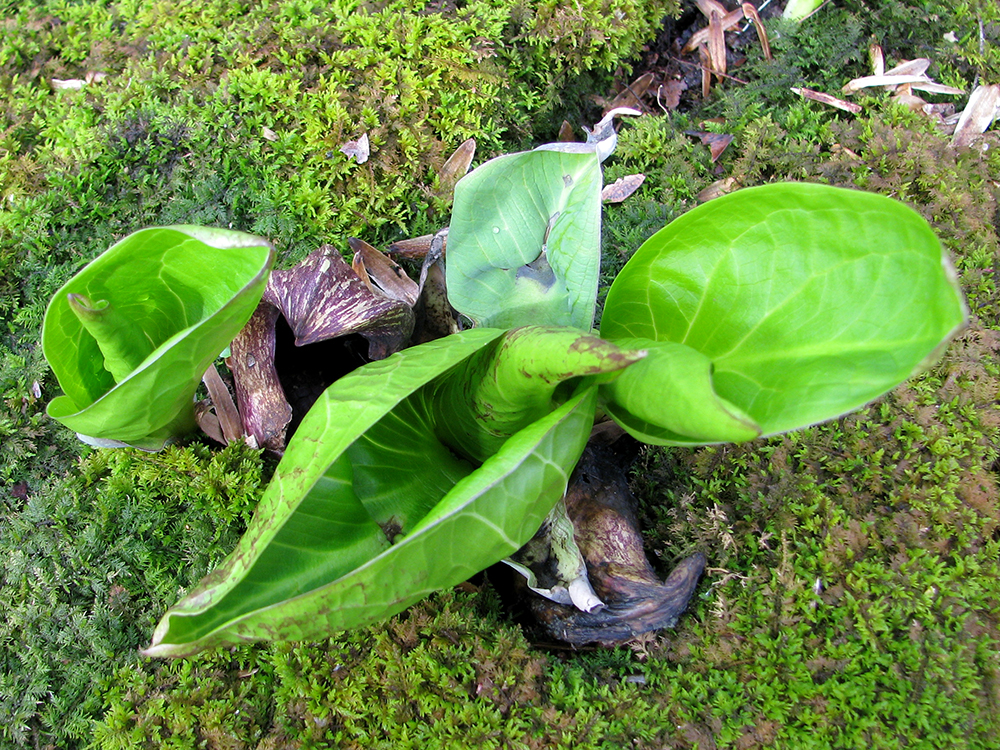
(527, 431), (707, 644)
(230, 245), (415, 453)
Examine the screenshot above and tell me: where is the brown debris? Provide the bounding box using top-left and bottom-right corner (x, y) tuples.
(792, 87), (863, 114)
(526, 431), (706, 644)
(606, 72), (656, 114)
(433, 138), (476, 200)
(601, 174), (646, 203)
(953, 84), (1000, 149)
(686, 130), (734, 161)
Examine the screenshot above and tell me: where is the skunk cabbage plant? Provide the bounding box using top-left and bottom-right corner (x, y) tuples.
(141, 167), (964, 655)
(40, 146), (963, 655)
(42, 226), (273, 450)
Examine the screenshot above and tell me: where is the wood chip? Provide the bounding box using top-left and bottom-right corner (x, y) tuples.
(51, 78), (87, 90)
(869, 44), (884, 77)
(792, 87), (863, 113)
(884, 58), (931, 77)
(697, 177), (738, 202)
(911, 82), (965, 95)
(842, 74), (934, 94)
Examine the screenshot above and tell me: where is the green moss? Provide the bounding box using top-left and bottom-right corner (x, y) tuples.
(3, 0), (1000, 747)
(0, 441), (266, 748)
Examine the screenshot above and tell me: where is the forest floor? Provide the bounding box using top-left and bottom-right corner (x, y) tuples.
(1, 0), (998, 748)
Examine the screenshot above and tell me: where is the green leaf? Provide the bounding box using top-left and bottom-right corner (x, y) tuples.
(446, 146), (603, 329)
(144, 328), (600, 656)
(42, 226), (274, 449)
(431, 326), (644, 462)
(599, 338), (761, 445)
(601, 183), (967, 437)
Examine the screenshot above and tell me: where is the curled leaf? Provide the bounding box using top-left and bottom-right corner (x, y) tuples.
(145, 327), (619, 656)
(446, 145), (603, 329)
(43, 226), (274, 450)
(600, 183), (968, 440)
(349, 237), (420, 306)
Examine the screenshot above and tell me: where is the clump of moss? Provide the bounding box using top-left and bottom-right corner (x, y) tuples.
(829, 111), (1000, 327)
(0, 441), (266, 748)
(94, 588), (550, 749)
(628, 331), (1000, 746)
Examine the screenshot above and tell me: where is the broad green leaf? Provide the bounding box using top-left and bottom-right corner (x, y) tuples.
(601, 183), (967, 437)
(446, 146), (603, 329)
(599, 338), (761, 445)
(144, 328), (600, 656)
(42, 226), (274, 449)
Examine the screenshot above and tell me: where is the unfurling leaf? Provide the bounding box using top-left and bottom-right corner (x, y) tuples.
(447, 146), (603, 329)
(42, 226), (274, 450)
(145, 326), (631, 656)
(66, 294), (154, 383)
(430, 326), (644, 463)
(599, 338), (760, 445)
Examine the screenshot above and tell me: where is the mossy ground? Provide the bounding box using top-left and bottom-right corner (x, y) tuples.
(2, 0), (998, 747)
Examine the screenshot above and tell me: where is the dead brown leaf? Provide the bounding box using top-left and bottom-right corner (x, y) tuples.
(606, 72), (655, 113)
(657, 79), (687, 111)
(601, 174), (646, 203)
(686, 130), (734, 161)
(387, 234), (435, 260)
(741, 3), (771, 60)
(349, 237), (420, 306)
(434, 138), (476, 200)
(792, 87), (862, 114)
(198, 364), (246, 446)
(339, 132), (370, 163)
